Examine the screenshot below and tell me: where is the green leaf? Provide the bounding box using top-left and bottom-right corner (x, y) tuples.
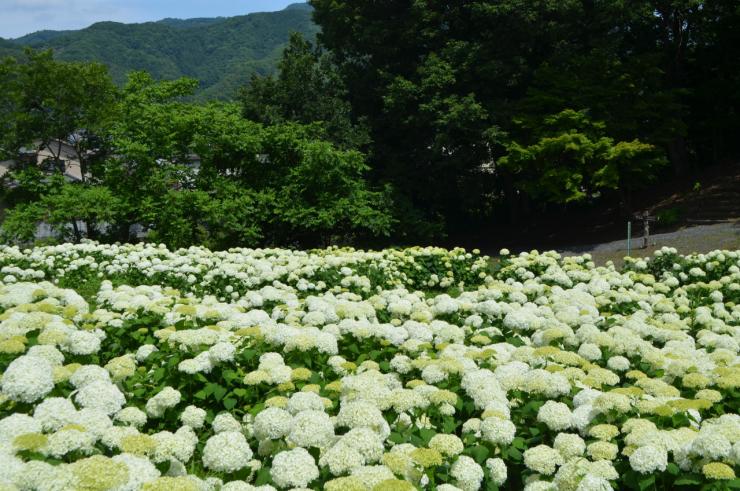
(153, 367), (166, 382)
(674, 476), (702, 486)
(211, 384), (227, 401)
(442, 418), (457, 434)
(638, 475), (656, 490)
(507, 447), (522, 461)
(726, 479), (740, 489)
(419, 428), (436, 444)
(254, 467), (272, 486)
(469, 445), (489, 463)
(223, 398), (237, 410)
(388, 432), (405, 444)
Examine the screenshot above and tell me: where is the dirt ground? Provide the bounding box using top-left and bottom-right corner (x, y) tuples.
(558, 220), (740, 266)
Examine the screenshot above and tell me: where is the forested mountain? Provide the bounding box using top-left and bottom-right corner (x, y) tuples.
(0, 38), (22, 59)
(2, 3), (317, 99)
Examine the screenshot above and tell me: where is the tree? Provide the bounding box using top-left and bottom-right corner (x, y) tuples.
(1, 180), (120, 243)
(98, 73), (392, 248)
(309, 0), (588, 235)
(240, 32), (369, 151)
(140, 183), (268, 251)
(500, 110), (666, 211)
(309, 0), (738, 235)
(0, 49), (117, 180)
(99, 72), (202, 242)
(273, 139), (394, 246)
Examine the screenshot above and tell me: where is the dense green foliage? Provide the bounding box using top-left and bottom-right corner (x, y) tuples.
(0, 54), (392, 249)
(500, 110), (667, 206)
(240, 33), (369, 151)
(0, 50), (116, 167)
(0, 38), (22, 59)
(3, 4), (318, 100)
(310, 0), (740, 238)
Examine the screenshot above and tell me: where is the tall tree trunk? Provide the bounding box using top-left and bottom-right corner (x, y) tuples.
(71, 220), (81, 243)
(85, 220), (97, 241)
(657, 4), (692, 176)
(618, 185), (633, 217)
(502, 172), (519, 224)
(668, 136), (690, 177)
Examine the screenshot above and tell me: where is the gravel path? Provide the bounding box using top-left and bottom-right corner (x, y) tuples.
(559, 220), (740, 264)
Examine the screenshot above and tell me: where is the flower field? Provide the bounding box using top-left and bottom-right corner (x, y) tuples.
(0, 243), (738, 491)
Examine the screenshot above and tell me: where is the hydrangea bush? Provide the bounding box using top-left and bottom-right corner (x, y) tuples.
(0, 243), (738, 490)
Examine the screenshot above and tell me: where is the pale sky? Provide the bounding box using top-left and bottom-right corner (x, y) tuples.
(1, 0), (303, 39)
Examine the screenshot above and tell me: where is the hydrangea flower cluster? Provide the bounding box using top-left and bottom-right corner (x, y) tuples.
(0, 243), (738, 490)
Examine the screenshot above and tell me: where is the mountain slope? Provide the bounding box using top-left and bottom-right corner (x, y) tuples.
(4, 3), (317, 99)
(13, 30), (75, 45)
(0, 38), (22, 59)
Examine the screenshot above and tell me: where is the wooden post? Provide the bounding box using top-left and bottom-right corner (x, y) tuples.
(634, 211), (656, 249)
(627, 221), (632, 256)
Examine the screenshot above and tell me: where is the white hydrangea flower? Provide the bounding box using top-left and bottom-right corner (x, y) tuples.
(46, 427), (96, 457)
(145, 387), (181, 418)
(115, 407), (148, 428)
(150, 428), (197, 464)
(26, 345), (65, 366)
(0, 413), (42, 441)
(577, 474), (612, 491)
(70, 365), (111, 388)
(75, 380), (126, 415)
(606, 356), (630, 372)
(481, 417), (516, 445)
(254, 407), (293, 440)
(270, 447), (319, 489)
(486, 458), (507, 486)
(208, 342), (236, 363)
(287, 392), (325, 414)
(63, 329), (102, 355)
(537, 401), (573, 431)
(351, 464), (395, 488)
(690, 433), (732, 460)
(336, 401), (389, 437)
(524, 445), (564, 476)
(1, 355), (54, 403)
(73, 408), (113, 438)
(33, 397), (77, 431)
(212, 412), (243, 433)
(628, 445), (667, 474)
(319, 441), (364, 476)
(180, 405), (207, 429)
(202, 431), (253, 473)
(554, 433), (586, 460)
(450, 455), (484, 491)
(339, 427), (384, 463)
(287, 410), (334, 448)
(135, 344), (158, 362)
(429, 433), (465, 457)
(112, 453), (161, 490)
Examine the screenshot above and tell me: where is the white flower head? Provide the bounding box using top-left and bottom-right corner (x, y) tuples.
(202, 431), (253, 473)
(270, 447), (319, 488)
(1, 355), (54, 403)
